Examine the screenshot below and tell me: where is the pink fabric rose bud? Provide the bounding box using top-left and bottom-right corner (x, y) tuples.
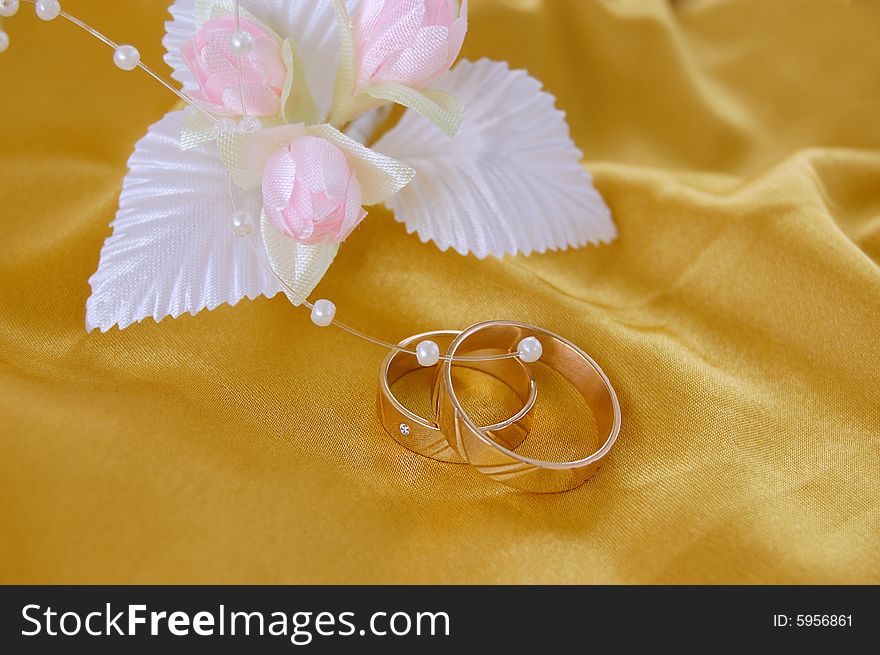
(182, 16), (286, 117)
(262, 136), (368, 245)
(352, 0), (468, 93)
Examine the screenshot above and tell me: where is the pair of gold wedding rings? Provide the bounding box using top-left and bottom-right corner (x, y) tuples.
(377, 321), (621, 493)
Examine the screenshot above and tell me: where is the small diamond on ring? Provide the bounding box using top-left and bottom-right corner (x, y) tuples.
(399, 423), (411, 436)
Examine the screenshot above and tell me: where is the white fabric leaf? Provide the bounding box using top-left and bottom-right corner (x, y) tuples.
(163, 0), (199, 92)
(373, 58), (616, 258)
(86, 110), (290, 332)
(163, 0), (358, 116)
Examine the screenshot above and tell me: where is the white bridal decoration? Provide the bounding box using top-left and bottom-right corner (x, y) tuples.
(88, 0), (615, 331)
(1, 0), (616, 333)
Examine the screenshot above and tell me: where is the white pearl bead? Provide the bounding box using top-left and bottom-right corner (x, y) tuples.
(0, 0), (20, 18)
(35, 0), (60, 21)
(229, 30), (253, 56)
(517, 336), (543, 363)
(416, 340), (441, 367)
(112, 45), (140, 71)
(231, 210), (252, 236)
(0, 31), (8, 54)
(238, 116), (261, 133)
(310, 299), (336, 327)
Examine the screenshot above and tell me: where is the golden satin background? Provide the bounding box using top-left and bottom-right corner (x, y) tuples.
(1, 0), (878, 584)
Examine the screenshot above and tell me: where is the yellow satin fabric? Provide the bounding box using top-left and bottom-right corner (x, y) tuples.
(1, 0), (878, 584)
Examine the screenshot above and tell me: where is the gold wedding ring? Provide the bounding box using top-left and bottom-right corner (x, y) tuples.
(437, 321), (621, 493)
(378, 330), (537, 463)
